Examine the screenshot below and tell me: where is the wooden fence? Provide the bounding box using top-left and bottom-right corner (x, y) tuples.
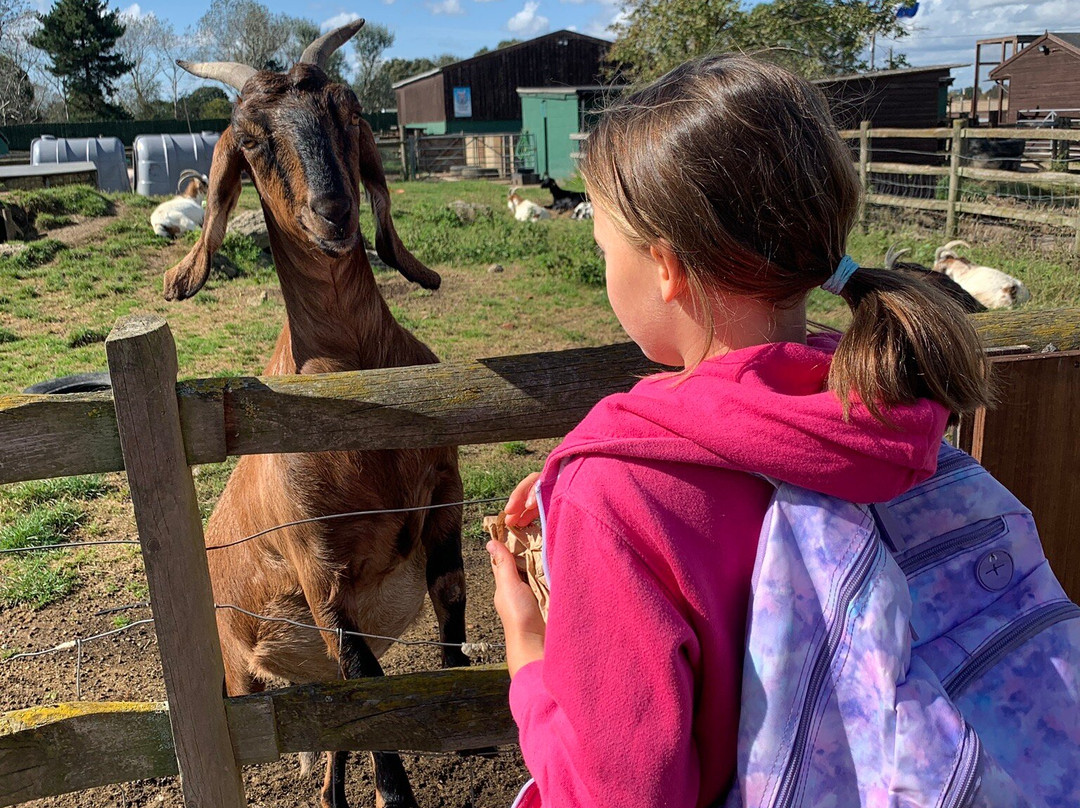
(841, 121), (1080, 250)
(2, 309), (1080, 805)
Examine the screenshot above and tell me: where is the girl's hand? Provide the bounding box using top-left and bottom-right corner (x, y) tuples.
(504, 471), (541, 527)
(488, 539), (545, 677)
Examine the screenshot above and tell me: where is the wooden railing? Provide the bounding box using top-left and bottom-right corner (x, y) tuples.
(840, 121), (1080, 250)
(2, 309), (1080, 805)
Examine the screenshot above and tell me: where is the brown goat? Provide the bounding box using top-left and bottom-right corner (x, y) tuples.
(164, 20), (467, 808)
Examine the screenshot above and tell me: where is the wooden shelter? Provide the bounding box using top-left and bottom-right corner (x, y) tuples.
(989, 32), (1080, 125)
(814, 64), (962, 165)
(393, 31), (610, 135)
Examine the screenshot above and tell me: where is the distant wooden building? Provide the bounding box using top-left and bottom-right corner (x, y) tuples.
(814, 63), (961, 165)
(989, 32), (1080, 124)
(393, 31), (610, 135)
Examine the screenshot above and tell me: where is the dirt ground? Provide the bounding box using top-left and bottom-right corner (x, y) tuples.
(0, 200), (599, 808)
(1, 535), (529, 808)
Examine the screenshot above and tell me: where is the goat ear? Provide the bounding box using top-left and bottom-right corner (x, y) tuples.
(356, 119), (441, 290)
(164, 128), (244, 301)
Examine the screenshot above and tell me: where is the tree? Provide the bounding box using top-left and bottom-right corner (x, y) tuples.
(197, 0), (290, 70)
(115, 11), (172, 118)
(28, 0), (132, 120)
(179, 85), (229, 118)
(473, 38), (522, 56)
(607, 0), (914, 83)
(0, 0), (38, 123)
(352, 22), (394, 111)
(280, 17), (347, 82)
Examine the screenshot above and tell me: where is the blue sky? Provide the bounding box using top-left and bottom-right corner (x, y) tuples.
(34, 0), (1080, 88)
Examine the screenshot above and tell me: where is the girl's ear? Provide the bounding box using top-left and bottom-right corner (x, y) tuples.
(650, 242), (688, 304)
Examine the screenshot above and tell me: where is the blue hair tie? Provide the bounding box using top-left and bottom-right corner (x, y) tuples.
(821, 255), (859, 295)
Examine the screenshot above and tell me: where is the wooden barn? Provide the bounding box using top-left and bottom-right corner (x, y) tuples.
(393, 31), (610, 135)
(989, 32), (1080, 124)
(814, 63), (962, 165)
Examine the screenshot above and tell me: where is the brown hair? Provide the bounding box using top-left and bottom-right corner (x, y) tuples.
(580, 53), (993, 420)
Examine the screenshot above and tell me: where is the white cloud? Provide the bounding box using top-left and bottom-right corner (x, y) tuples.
(507, 1), (549, 36)
(429, 0), (465, 14)
(119, 3), (149, 20)
(320, 12), (362, 32)
(872, 0), (1080, 87)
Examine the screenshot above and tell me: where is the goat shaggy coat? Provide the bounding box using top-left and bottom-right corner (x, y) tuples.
(509, 335), (949, 808)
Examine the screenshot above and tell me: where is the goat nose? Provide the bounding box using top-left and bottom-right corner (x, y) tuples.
(309, 196), (352, 228)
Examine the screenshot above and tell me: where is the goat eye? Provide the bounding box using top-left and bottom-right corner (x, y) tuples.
(350, 112), (361, 126)
(239, 135), (259, 150)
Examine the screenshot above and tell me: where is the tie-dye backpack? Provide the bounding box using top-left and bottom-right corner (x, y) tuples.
(725, 443), (1080, 808)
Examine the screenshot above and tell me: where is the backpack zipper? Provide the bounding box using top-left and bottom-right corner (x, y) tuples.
(897, 517), (1006, 577)
(772, 536), (882, 808)
(944, 600), (1080, 699)
(942, 723), (983, 808)
(934, 450), (976, 479)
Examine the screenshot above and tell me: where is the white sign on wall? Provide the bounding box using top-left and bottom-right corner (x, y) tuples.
(453, 87), (473, 118)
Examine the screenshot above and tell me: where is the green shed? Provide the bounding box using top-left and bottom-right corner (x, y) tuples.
(517, 86), (621, 180)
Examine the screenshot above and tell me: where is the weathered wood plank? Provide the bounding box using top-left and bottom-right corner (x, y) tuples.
(958, 165), (1080, 186)
(868, 161), (948, 176)
(106, 314), (246, 808)
(962, 351), (1080, 603)
(0, 702), (175, 806)
(221, 341), (657, 457)
(5, 318), (1080, 486)
(0, 668), (514, 807)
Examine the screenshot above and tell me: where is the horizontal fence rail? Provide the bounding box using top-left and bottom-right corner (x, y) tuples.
(839, 122), (1080, 248)
(4, 312), (1080, 487)
(0, 666), (515, 806)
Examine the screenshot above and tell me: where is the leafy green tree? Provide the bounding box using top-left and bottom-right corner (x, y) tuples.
(197, 0), (289, 70)
(179, 85), (230, 119)
(280, 17), (347, 82)
(608, 0), (914, 83)
(351, 22), (394, 111)
(28, 0), (133, 120)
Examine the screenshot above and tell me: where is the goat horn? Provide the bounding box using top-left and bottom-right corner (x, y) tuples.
(177, 60), (257, 92)
(299, 18), (366, 68)
(884, 244), (910, 270)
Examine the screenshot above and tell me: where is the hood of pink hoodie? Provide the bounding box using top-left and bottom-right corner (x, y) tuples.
(547, 336), (950, 504)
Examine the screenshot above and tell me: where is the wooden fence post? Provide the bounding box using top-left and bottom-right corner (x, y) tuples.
(106, 314), (246, 808)
(946, 118), (965, 238)
(399, 138), (410, 182)
(858, 120), (870, 232)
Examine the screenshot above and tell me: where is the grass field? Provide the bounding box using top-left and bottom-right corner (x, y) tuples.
(1, 177), (1078, 613)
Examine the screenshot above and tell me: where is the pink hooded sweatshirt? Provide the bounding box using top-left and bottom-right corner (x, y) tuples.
(508, 336), (949, 808)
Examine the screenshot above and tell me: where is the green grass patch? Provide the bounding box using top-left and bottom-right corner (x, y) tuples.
(0, 502), (84, 551)
(7, 185), (112, 222)
(2, 475), (109, 509)
(0, 238), (66, 274)
(0, 328), (18, 344)
(34, 213), (73, 229)
(0, 555), (78, 610)
(67, 327), (109, 348)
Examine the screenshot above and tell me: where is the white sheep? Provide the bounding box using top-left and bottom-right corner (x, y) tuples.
(932, 240), (1031, 310)
(507, 187), (551, 222)
(150, 170), (209, 238)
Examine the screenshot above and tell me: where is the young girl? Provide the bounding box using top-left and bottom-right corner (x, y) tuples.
(487, 54), (992, 808)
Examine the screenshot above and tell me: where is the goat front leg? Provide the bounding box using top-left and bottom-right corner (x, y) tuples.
(423, 480), (468, 669)
(318, 610), (419, 808)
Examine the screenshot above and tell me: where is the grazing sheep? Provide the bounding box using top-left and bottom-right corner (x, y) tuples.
(150, 169), (209, 237)
(933, 240), (1030, 309)
(571, 200), (594, 220)
(164, 19), (468, 808)
(539, 176), (588, 212)
(507, 187), (551, 222)
(885, 245), (986, 314)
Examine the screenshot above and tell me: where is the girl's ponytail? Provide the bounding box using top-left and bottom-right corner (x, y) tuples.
(828, 267), (995, 421)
